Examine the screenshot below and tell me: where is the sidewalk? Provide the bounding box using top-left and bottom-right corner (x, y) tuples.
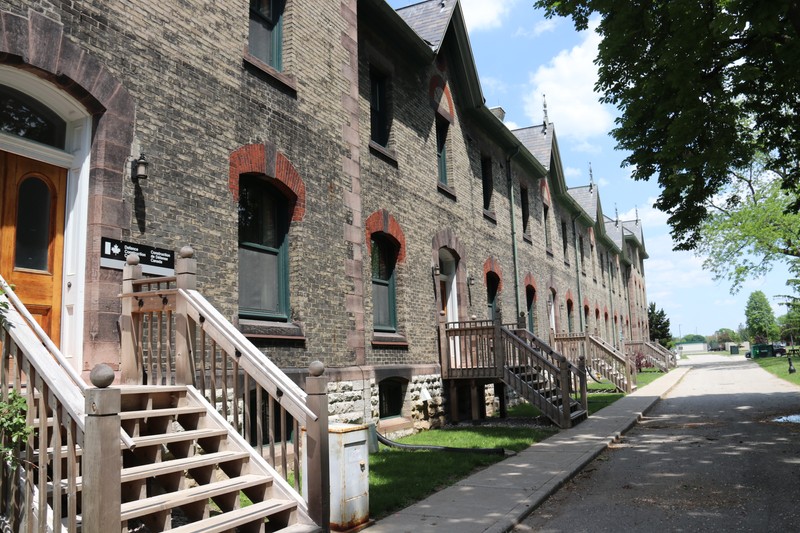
(367, 365), (691, 533)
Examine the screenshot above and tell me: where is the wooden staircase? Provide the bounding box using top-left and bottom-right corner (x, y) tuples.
(503, 328), (588, 427)
(34, 384), (320, 532)
(118, 385), (317, 532)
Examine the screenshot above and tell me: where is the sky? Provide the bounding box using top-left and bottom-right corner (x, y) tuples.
(387, 0), (794, 338)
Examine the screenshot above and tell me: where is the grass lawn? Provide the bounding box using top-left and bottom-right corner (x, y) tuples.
(752, 355), (800, 387)
(369, 424), (556, 519)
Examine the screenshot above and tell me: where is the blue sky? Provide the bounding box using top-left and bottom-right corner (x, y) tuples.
(388, 0), (794, 338)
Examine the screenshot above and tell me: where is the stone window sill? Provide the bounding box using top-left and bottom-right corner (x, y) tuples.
(239, 318), (305, 341)
(437, 182), (456, 200)
(369, 140), (398, 166)
(523, 232), (532, 244)
(243, 51), (297, 95)
(483, 209), (497, 224)
(372, 332), (409, 348)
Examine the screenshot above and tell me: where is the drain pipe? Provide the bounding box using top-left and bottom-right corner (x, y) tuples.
(571, 215), (585, 332)
(507, 147), (521, 321)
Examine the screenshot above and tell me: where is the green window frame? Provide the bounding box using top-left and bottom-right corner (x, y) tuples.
(481, 156), (493, 211)
(248, 0), (284, 71)
(487, 273), (500, 321)
(520, 185), (530, 234)
(371, 236), (397, 332)
(238, 175), (290, 321)
(436, 114), (449, 186)
(526, 285), (536, 333)
(543, 204), (551, 249)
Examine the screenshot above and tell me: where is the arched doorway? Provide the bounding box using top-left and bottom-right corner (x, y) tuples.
(0, 67), (93, 362)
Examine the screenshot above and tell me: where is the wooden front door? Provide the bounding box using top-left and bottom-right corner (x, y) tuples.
(0, 152), (66, 345)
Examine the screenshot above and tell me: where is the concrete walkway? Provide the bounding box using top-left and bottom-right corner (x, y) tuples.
(368, 366), (691, 533)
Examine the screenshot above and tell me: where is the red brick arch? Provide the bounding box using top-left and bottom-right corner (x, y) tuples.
(229, 143), (306, 221)
(483, 256), (503, 292)
(429, 74), (455, 119)
(365, 209), (406, 263)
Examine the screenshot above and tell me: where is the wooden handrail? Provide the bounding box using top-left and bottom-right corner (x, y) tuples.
(180, 288), (315, 424)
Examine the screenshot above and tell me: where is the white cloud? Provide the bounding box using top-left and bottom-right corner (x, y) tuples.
(460, 0), (516, 32)
(481, 76), (508, 95)
(597, 177), (609, 187)
(564, 166), (582, 178)
(619, 198), (669, 229)
(513, 18), (559, 38)
(522, 18), (613, 144)
(503, 120), (520, 130)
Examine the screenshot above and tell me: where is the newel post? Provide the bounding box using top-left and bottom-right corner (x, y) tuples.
(304, 361), (330, 531)
(578, 355), (588, 412)
(559, 358), (572, 428)
(120, 255), (143, 384)
(175, 246), (197, 385)
(83, 364), (121, 531)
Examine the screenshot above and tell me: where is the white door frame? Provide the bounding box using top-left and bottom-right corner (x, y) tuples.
(0, 66), (92, 370)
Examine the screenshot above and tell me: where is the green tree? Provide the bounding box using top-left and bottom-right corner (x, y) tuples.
(533, 0), (800, 250)
(695, 161), (800, 293)
(745, 290), (777, 342)
(683, 334), (706, 344)
(715, 328), (739, 344)
(777, 305), (800, 343)
(647, 302), (671, 347)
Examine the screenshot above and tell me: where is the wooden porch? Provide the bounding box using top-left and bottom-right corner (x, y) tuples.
(0, 248), (328, 532)
(439, 319), (588, 428)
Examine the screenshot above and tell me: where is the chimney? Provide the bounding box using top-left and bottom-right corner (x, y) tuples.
(489, 106), (506, 122)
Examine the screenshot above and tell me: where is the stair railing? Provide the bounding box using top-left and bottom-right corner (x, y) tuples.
(119, 247), (328, 527)
(509, 327), (588, 424)
(0, 279), (127, 531)
(587, 334), (635, 393)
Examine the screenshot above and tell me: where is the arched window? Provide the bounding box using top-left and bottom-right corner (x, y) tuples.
(566, 299), (574, 333)
(238, 175), (289, 320)
(0, 84), (66, 149)
(371, 234), (398, 332)
(526, 285), (536, 333)
(486, 272), (500, 321)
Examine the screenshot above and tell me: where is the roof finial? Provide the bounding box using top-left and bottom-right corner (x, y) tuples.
(588, 162), (594, 192)
(615, 204), (619, 227)
(635, 206), (640, 225)
(543, 94), (549, 125)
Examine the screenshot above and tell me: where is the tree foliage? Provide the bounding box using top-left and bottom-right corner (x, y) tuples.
(745, 290), (777, 342)
(534, 0), (800, 250)
(696, 160), (800, 293)
(682, 333), (706, 344)
(647, 302), (671, 347)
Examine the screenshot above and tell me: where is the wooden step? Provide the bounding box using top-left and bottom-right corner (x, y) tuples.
(118, 385), (188, 395)
(120, 405), (207, 420)
(48, 450), (255, 494)
(131, 428), (228, 448)
(167, 499), (299, 533)
(120, 474), (269, 521)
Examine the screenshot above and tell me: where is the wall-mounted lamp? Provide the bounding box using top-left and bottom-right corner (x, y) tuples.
(467, 274), (475, 286)
(432, 264), (440, 277)
(132, 153), (149, 181)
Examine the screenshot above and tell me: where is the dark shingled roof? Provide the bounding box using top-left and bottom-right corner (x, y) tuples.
(604, 215), (624, 250)
(567, 185), (599, 222)
(396, 0), (456, 52)
(622, 220), (644, 245)
(512, 123), (553, 170)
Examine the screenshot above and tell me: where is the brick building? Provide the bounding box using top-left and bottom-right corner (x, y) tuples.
(0, 0), (649, 434)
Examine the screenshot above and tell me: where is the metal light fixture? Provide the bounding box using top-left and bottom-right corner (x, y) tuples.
(432, 264), (440, 276)
(132, 153), (149, 181)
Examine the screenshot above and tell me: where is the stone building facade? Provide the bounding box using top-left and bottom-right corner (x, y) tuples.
(0, 0), (649, 435)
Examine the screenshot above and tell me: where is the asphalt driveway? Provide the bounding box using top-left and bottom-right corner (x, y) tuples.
(515, 353), (800, 532)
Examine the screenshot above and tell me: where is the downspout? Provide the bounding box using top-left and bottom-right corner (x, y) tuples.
(507, 147), (521, 322)
(571, 215), (584, 332)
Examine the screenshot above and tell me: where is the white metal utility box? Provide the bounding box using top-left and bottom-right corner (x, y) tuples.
(329, 423), (370, 531)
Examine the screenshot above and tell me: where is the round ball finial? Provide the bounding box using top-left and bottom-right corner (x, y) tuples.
(179, 246), (194, 258)
(126, 254), (140, 265)
(309, 360), (325, 377)
(90, 364), (115, 388)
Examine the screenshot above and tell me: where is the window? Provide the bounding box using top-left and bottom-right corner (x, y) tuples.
(600, 251), (606, 286)
(370, 69), (390, 147)
(526, 285), (536, 333)
(561, 220), (569, 260)
(591, 242), (596, 280)
(566, 300), (574, 333)
(0, 84), (66, 148)
(248, 0), (284, 70)
(579, 235), (585, 273)
(481, 157), (493, 212)
(371, 236), (398, 332)
(543, 204), (551, 250)
(486, 272), (500, 321)
(238, 175), (289, 320)
(379, 378), (406, 418)
(436, 114), (449, 186)
(520, 185), (530, 235)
